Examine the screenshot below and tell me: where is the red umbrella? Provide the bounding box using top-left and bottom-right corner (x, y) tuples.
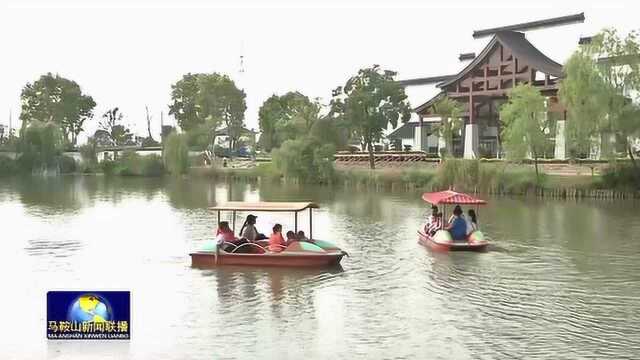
(422, 190), (487, 205)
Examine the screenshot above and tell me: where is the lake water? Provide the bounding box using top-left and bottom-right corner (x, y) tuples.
(1, 176), (639, 359)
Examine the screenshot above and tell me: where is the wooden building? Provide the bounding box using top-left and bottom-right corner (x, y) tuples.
(413, 30), (568, 159)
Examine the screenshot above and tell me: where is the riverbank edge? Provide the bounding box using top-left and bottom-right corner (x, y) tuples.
(188, 165), (640, 200)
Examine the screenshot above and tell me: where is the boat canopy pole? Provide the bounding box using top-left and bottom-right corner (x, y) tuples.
(232, 210), (236, 233)
(309, 207), (313, 240)
(294, 211), (298, 233)
(442, 205), (446, 230)
(217, 210), (221, 225)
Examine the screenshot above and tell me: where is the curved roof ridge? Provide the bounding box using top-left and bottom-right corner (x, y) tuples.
(438, 31), (562, 88)
(495, 31), (563, 77)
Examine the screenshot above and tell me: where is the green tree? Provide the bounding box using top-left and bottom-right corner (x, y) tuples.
(500, 84), (550, 179)
(309, 116), (348, 150)
(258, 91), (321, 151)
(99, 107), (134, 146)
(432, 97), (463, 158)
(560, 28), (640, 166)
(169, 73), (246, 152)
(329, 65), (411, 169)
(197, 73), (246, 151)
(272, 136), (336, 183)
(168, 74), (201, 132)
(185, 117), (220, 158)
(20, 73), (96, 146)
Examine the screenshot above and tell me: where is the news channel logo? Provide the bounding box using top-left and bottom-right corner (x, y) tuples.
(47, 291), (130, 340)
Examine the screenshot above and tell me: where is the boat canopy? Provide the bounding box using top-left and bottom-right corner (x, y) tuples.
(209, 201), (319, 212)
(422, 190), (487, 205)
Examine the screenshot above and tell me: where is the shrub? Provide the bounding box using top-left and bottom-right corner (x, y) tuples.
(0, 156), (17, 176)
(142, 154), (165, 177)
(101, 160), (117, 176)
(79, 141), (98, 165)
(59, 156), (77, 174)
(100, 152), (164, 177)
(118, 151), (165, 177)
(272, 136), (336, 183)
(599, 163), (640, 190)
(163, 133), (189, 175)
(432, 159), (480, 191)
(141, 137), (160, 147)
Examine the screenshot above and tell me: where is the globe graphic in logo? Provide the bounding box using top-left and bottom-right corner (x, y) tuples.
(68, 294), (112, 322)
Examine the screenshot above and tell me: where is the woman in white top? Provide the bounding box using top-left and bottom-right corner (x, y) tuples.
(466, 209), (478, 234)
(239, 214), (267, 241)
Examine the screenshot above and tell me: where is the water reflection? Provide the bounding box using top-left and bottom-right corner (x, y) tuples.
(24, 238), (82, 257)
(0, 176), (639, 359)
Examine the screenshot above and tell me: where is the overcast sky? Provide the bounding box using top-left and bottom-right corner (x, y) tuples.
(1, 0), (638, 141)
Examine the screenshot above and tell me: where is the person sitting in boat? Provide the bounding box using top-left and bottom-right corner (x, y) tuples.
(216, 221), (235, 242)
(297, 230), (313, 243)
(467, 209), (478, 234)
(216, 221), (242, 251)
(239, 214), (267, 241)
(447, 205), (464, 224)
(426, 205), (442, 235)
(285, 231), (298, 246)
(445, 206), (468, 242)
(268, 224), (287, 252)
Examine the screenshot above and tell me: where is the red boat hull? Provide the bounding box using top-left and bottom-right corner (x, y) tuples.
(190, 251), (346, 268)
(417, 229), (488, 252)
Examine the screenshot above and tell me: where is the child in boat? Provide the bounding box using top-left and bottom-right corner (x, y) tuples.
(216, 221), (236, 243)
(467, 209), (478, 233)
(285, 231), (298, 246)
(445, 206), (467, 242)
(268, 224), (286, 252)
(428, 213), (443, 236)
(426, 205), (442, 235)
(297, 230), (312, 242)
(216, 221), (244, 251)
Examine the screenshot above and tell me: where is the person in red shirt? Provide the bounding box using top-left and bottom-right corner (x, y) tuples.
(216, 221), (248, 252)
(268, 224), (287, 252)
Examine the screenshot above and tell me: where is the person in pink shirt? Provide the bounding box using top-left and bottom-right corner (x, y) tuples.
(216, 221), (247, 252)
(268, 224), (287, 252)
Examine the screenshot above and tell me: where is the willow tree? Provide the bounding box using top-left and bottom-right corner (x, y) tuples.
(18, 120), (65, 173)
(432, 97), (463, 158)
(163, 133), (189, 175)
(559, 48), (609, 156)
(329, 65), (411, 169)
(559, 28), (640, 166)
(500, 84), (549, 179)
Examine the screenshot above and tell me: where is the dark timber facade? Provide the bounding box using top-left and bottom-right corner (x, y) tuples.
(414, 31), (568, 159)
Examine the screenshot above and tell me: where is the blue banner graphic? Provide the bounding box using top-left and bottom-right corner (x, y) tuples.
(46, 291), (130, 340)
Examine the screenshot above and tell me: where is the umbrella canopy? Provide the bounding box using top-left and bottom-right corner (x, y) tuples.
(422, 190), (487, 205)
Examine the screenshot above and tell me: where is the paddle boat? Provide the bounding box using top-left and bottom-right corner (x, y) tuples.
(417, 190), (490, 252)
(190, 201), (347, 268)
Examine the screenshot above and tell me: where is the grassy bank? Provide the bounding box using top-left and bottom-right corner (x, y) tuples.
(190, 162), (279, 181)
(190, 159), (640, 198)
(337, 160), (542, 194)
